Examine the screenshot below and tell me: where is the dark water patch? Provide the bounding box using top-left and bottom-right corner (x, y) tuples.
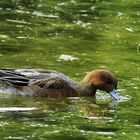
(45, 135), (87, 140)
(0, 0), (38, 10)
(0, 44), (29, 54)
(0, 0), (140, 140)
(0, 1), (16, 9)
(78, 124), (119, 132)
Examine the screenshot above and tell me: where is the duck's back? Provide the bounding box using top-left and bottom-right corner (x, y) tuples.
(0, 68), (79, 97)
(0, 68), (76, 89)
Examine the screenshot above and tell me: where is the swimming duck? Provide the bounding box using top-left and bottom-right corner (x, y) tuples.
(0, 68), (120, 100)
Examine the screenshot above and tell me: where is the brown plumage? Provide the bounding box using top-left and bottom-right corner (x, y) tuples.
(0, 69), (120, 100)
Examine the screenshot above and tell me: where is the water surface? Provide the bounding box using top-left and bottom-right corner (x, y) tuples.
(0, 0), (140, 140)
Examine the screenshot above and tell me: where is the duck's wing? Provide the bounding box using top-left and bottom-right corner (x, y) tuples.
(13, 69), (60, 77)
(29, 77), (68, 89)
(0, 69), (29, 86)
(0, 69), (71, 89)
(11, 69), (72, 89)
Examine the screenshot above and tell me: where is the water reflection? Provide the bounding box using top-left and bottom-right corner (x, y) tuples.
(6, 19), (31, 25)
(0, 107), (35, 112)
(32, 11), (59, 19)
(0, 0), (140, 139)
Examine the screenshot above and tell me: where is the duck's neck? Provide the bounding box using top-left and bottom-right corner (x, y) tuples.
(75, 82), (96, 97)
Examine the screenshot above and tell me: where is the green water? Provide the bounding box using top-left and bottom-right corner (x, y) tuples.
(0, 0), (140, 139)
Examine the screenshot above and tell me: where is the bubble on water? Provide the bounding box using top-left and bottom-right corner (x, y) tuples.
(117, 12), (123, 16)
(90, 6), (96, 11)
(58, 54), (78, 61)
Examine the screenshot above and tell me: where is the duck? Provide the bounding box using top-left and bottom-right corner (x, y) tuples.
(0, 68), (121, 100)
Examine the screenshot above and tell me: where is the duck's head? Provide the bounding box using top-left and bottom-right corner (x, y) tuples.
(82, 70), (121, 100)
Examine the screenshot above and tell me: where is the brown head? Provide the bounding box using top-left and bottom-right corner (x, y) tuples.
(82, 70), (121, 100)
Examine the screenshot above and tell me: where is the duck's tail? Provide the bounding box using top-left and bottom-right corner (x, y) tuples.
(0, 68), (29, 86)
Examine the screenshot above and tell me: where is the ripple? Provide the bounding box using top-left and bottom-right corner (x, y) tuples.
(125, 27), (134, 32)
(6, 19), (31, 25)
(32, 11), (59, 19)
(85, 116), (113, 120)
(4, 136), (24, 140)
(119, 95), (132, 102)
(0, 107), (36, 112)
(95, 131), (115, 135)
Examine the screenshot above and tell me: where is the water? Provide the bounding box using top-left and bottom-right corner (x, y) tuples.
(0, 0), (140, 139)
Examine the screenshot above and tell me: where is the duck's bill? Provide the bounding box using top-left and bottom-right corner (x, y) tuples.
(110, 89), (121, 101)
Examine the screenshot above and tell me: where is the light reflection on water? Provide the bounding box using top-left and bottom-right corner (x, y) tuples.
(0, 107), (36, 112)
(95, 131), (115, 135)
(0, 0), (140, 139)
